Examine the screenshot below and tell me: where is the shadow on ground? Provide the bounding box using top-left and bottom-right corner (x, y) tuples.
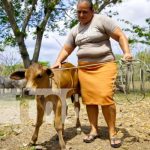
(32, 125), (137, 150)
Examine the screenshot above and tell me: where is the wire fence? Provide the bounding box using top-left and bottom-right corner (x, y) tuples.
(115, 59), (150, 104)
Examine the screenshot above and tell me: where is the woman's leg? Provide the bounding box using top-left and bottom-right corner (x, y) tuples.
(86, 105), (99, 135)
(101, 103), (121, 147)
(101, 104), (116, 137)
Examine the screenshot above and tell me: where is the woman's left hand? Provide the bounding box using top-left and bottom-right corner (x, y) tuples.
(122, 53), (133, 61)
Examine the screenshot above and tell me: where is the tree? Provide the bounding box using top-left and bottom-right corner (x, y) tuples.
(124, 18), (150, 46)
(0, 48), (21, 66)
(0, 0), (61, 68)
(135, 49), (150, 65)
(0, 48), (23, 75)
(0, 0), (123, 68)
(115, 54), (122, 61)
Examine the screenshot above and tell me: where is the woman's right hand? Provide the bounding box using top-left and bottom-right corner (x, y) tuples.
(51, 61), (61, 69)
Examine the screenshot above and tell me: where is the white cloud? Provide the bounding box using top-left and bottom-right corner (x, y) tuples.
(103, 0), (150, 55)
(111, 0), (150, 26)
(24, 33), (68, 65)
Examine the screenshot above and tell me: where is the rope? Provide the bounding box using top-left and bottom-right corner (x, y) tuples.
(50, 61), (117, 71)
(51, 59), (149, 71)
(50, 59), (149, 104)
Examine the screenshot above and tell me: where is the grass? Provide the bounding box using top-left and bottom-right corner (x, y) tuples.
(0, 130), (5, 137)
(114, 91), (150, 104)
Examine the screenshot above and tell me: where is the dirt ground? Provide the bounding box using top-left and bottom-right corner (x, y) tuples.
(0, 94), (150, 150)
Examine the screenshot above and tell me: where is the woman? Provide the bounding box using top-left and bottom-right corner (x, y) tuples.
(52, 0), (132, 148)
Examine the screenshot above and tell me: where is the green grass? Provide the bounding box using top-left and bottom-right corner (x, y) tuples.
(114, 91), (149, 104)
(0, 130), (5, 137)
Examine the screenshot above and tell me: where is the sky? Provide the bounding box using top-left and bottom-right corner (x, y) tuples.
(110, 0), (150, 26)
(1, 0), (150, 66)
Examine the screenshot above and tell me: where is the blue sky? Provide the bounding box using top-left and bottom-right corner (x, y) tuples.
(1, 0), (150, 66)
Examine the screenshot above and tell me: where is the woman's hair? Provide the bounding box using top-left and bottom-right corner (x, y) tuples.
(77, 0), (93, 10)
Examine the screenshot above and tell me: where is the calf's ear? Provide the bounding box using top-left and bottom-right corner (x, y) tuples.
(10, 71), (25, 80)
(46, 68), (54, 78)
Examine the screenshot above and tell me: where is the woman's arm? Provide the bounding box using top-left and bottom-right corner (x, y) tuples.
(51, 44), (75, 68)
(110, 27), (132, 60)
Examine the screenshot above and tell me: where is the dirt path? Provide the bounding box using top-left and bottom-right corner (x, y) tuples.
(0, 96), (150, 150)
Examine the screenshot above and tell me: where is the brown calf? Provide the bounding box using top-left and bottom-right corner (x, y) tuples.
(10, 62), (81, 150)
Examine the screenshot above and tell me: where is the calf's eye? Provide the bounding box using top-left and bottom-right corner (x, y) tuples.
(36, 74), (42, 79)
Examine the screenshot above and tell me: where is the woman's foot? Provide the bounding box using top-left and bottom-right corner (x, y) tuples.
(83, 134), (99, 143)
(110, 134), (122, 148)
(83, 128), (99, 143)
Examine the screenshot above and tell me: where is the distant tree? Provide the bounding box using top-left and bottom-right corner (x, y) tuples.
(0, 48), (22, 75)
(124, 18), (150, 45)
(39, 61), (50, 67)
(0, 48), (21, 66)
(135, 49), (150, 64)
(115, 54), (122, 60)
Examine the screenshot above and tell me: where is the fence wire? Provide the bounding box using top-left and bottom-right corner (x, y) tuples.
(114, 59), (150, 104)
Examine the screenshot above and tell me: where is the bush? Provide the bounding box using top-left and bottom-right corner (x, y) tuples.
(0, 63), (24, 76)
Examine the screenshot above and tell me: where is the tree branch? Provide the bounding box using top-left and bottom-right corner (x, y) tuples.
(32, 0), (61, 62)
(22, 0), (38, 33)
(2, 0), (20, 36)
(97, 0), (120, 13)
(2, 0), (31, 68)
(64, 10), (74, 20)
(40, 0), (61, 30)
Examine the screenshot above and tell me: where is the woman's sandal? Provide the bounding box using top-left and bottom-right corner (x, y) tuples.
(110, 134), (122, 148)
(83, 134), (99, 143)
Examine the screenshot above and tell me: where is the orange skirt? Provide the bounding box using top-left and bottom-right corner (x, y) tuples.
(78, 61), (118, 106)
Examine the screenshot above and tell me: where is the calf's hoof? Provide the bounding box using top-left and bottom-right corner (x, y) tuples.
(29, 136), (37, 146)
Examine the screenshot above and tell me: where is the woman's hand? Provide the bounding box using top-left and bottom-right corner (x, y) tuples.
(51, 61), (61, 69)
(122, 53), (133, 61)
(51, 45), (74, 69)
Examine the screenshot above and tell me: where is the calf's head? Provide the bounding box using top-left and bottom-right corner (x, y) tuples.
(10, 63), (53, 89)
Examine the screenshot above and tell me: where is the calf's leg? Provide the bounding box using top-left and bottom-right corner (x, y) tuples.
(71, 95), (81, 134)
(53, 97), (66, 150)
(31, 96), (45, 144)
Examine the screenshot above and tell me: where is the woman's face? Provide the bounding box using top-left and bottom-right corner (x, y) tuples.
(77, 1), (94, 25)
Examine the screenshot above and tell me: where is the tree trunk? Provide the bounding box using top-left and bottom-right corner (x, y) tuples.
(32, 28), (43, 63)
(2, 0), (31, 68)
(16, 35), (31, 68)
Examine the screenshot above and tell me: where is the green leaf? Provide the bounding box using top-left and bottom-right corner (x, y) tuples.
(69, 19), (78, 28)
